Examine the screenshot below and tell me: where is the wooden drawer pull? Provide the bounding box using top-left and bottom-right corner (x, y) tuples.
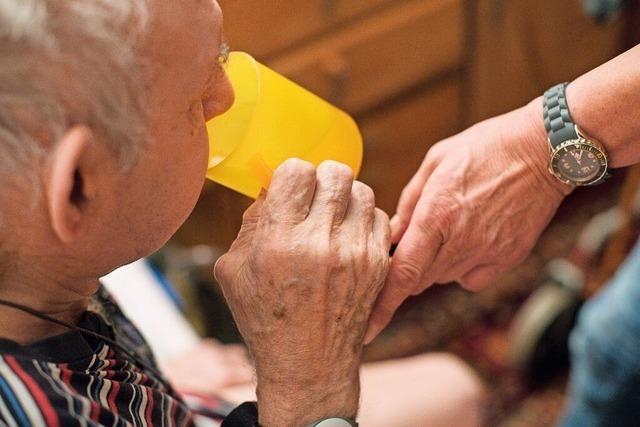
(322, 53), (351, 104)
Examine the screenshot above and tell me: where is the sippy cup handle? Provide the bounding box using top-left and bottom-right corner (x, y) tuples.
(248, 154), (273, 191)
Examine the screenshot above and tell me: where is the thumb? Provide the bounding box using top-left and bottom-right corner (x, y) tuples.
(365, 204), (443, 344)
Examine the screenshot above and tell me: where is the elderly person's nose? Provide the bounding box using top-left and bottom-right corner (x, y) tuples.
(203, 74), (234, 122)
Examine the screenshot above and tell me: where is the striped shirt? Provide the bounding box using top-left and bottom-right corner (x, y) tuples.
(0, 288), (238, 426)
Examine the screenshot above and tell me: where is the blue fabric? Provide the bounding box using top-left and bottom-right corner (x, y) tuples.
(145, 259), (186, 309)
(582, 0), (629, 22)
(560, 241), (640, 427)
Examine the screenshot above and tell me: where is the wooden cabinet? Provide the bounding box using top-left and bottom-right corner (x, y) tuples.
(269, 0), (464, 115)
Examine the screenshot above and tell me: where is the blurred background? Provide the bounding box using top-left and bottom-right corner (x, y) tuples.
(157, 1), (639, 425)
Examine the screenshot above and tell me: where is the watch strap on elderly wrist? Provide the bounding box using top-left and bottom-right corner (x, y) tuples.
(543, 82), (579, 149)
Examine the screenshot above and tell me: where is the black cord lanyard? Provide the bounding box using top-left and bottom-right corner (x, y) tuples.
(0, 297), (164, 378)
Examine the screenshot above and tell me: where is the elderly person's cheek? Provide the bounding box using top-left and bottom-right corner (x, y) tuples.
(188, 100), (207, 132)
(171, 101), (210, 175)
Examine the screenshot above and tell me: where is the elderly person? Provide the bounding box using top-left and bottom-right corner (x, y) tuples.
(0, 1), (483, 426)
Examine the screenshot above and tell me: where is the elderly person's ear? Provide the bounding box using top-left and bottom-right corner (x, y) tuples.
(46, 125), (110, 244)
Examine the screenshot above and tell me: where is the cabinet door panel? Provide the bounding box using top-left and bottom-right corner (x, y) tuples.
(219, 0), (393, 58)
(359, 78), (461, 214)
(269, 0), (463, 116)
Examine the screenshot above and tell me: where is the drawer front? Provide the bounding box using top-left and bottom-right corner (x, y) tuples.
(270, 0), (464, 115)
(219, 0), (392, 59)
(359, 78), (461, 214)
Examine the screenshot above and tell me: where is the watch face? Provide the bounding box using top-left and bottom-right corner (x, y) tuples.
(551, 141), (607, 184)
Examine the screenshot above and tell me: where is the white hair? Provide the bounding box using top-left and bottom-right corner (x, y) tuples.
(0, 0), (149, 181)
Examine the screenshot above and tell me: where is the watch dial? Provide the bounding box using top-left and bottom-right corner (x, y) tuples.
(558, 148), (601, 182)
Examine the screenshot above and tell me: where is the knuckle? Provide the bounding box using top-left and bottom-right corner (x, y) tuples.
(392, 261), (424, 293)
(318, 160), (354, 182)
(415, 214), (445, 244)
(279, 157), (316, 177)
(352, 181), (375, 204)
(214, 255), (230, 283)
(419, 193), (459, 237)
(426, 141), (446, 159)
(241, 205), (259, 223)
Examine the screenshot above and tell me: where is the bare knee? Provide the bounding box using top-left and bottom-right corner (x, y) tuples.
(360, 353), (485, 427)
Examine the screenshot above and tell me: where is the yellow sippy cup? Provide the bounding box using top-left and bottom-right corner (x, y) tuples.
(206, 52), (363, 199)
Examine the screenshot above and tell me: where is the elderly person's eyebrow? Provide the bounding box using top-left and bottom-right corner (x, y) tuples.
(216, 41), (230, 66)
(216, 16), (226, 63)
(200, 41), (228, 93)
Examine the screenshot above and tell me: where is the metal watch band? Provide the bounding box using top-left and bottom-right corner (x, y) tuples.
(543, 83), (579, 149)
(308, 418), (358, 427)
(221, 403), (358, 427)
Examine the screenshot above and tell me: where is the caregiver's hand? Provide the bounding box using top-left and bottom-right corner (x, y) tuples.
(215, 159), (391, 427)
(365, 100), (573, 343)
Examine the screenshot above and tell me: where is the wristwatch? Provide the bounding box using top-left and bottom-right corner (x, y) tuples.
(542, 83), (609, 186)
(221, 402), (358, 427)
(308, 418), (358, 427)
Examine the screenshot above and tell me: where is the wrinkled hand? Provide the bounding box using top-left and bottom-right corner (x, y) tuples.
(215, 159), (390, 426)
(162, 339), (253, 395)
(365, 100), (573, 343)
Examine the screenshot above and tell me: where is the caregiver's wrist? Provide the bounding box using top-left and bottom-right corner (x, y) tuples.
(565, 79), (626, 168)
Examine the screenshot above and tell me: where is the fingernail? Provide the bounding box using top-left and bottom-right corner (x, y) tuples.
(364, 328), (376, 345)
(364, 334), (373, 346)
